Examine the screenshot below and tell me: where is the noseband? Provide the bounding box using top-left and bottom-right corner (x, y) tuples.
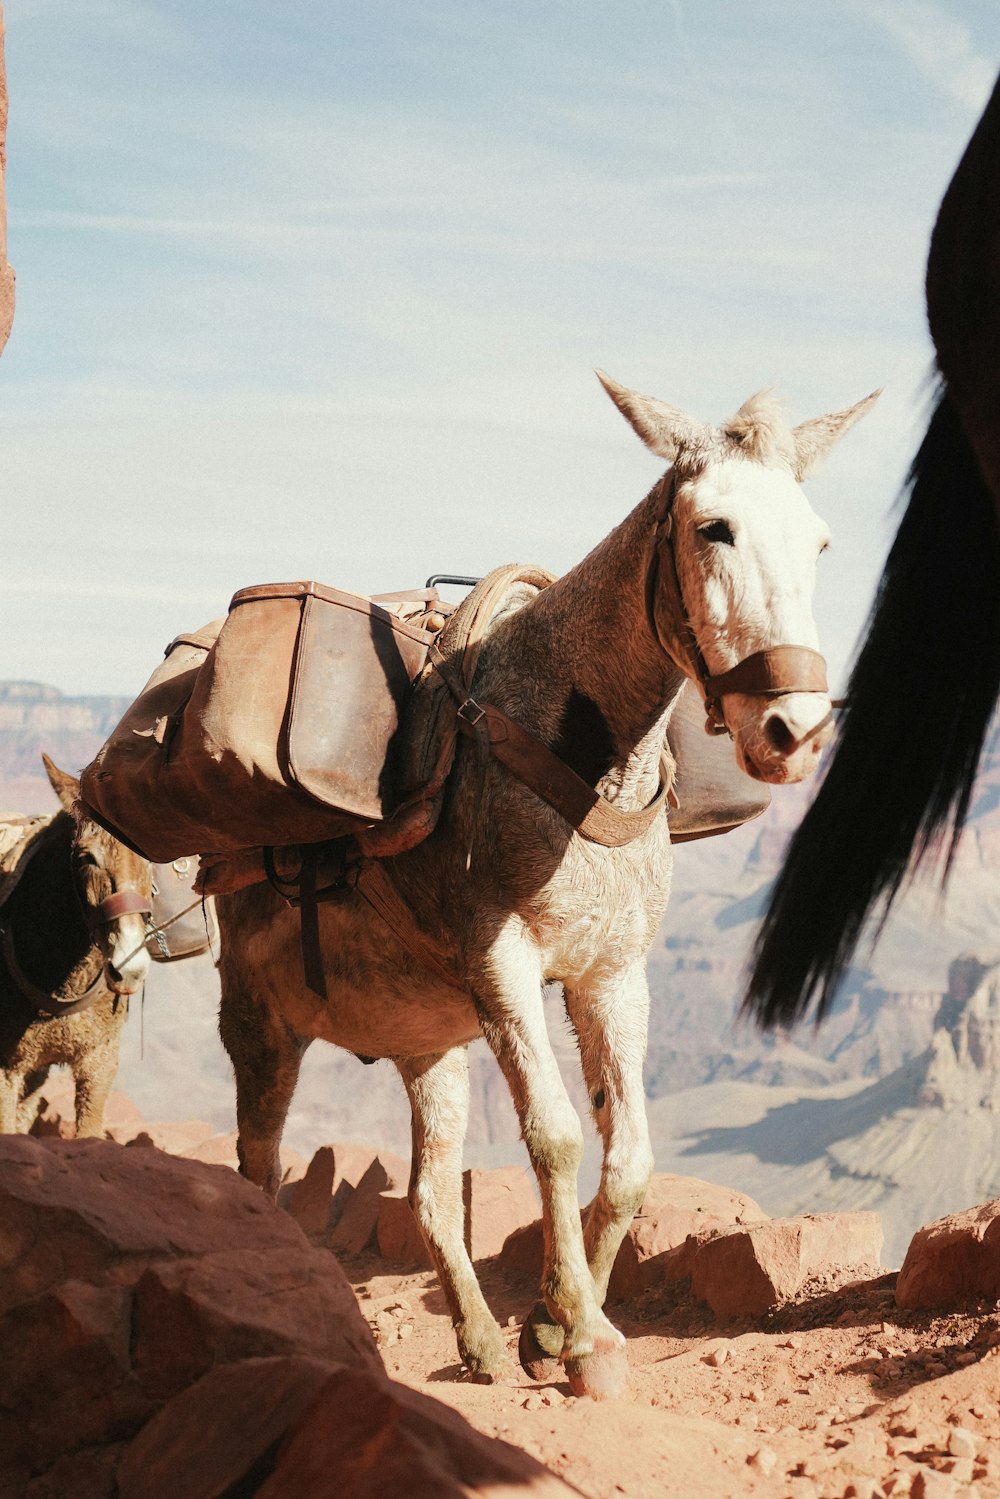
(648, 473), (830, 737)
(86, 889), (154, 928)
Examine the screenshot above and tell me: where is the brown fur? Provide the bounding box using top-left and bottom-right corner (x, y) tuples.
(0, 759), (152, 1136)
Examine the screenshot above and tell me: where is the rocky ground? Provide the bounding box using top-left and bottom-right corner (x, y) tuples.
(6, 1081), (1000, 1498)
(351, 1254), (1000, 1499)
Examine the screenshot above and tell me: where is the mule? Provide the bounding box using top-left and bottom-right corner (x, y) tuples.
(0, 756), (153, 1136)
(217, 374), (876, 1397)
(744, 72), (1000, 1030)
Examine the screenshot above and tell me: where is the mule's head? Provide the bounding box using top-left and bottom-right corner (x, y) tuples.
(598, 372), (879, 784)
(43, 754), (153, 996)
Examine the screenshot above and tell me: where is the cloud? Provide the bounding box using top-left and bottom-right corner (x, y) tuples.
(849, 0), (996, 111)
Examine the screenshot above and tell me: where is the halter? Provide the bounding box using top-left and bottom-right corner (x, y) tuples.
(0, 830), (153, 1019)
(648, 472), (830, 737)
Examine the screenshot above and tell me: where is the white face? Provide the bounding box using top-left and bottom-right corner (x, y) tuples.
(673, 456), (834, 783)
(74, 820), (153, 996)
(97, 912), (152, 996)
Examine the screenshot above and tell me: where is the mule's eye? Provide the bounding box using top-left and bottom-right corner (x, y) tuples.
(698, 520), (735, 546)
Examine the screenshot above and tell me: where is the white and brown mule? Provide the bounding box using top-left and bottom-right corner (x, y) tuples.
(216, 372), (877, 1399)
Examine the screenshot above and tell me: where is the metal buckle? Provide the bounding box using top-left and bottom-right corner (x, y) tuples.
(457, 698), (486, 729)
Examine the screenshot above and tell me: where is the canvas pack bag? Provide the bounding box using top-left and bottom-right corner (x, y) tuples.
(81, 582), (450, 864)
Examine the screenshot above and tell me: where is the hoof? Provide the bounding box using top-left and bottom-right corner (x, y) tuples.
(518, 1301), (565, 1382)
(566, 1338), (630, 1401)
(463, 1359), (520, 1386)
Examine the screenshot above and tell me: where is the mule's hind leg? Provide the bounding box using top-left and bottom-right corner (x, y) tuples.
(219, 982), (308, 1197)
(472, 922), (626, 1399)
(396, 1047), (512, 1381)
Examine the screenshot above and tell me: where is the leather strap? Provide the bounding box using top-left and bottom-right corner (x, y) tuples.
(703, 647), (828, 699)
(427, 565), (674, 850)
(455, 699), (675, 848)
(88, 889), (153, 927)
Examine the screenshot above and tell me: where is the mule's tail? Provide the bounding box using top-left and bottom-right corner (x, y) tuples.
(743, 385), (1000, 1030)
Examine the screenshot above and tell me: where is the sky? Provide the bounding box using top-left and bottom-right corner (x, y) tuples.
(1, 1), (998, 698)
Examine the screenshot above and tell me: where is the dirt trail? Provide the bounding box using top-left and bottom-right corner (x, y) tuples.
(343, 1253), (1000, 1498)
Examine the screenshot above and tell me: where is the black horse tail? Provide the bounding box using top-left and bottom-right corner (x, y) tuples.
(743, 384), (1000, 1030)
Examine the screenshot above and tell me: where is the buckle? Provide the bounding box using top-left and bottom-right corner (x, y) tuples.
(457, 698), (486, 729)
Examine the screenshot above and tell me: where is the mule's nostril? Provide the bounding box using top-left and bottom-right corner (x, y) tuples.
(107, 964), (123, 985)
(765, 715), (797, 754)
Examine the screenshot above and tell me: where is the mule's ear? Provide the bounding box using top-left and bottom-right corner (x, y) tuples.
(792, 390), (881, 480)
(41, 753), (80, 814)
(596, 370), (707, 462)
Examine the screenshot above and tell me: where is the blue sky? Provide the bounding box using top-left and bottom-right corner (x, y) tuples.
(1, 1), (998, 696)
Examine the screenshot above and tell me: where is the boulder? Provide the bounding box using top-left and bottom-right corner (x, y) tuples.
(463, 1166), (538, 1262)
(116, 1355), (344, 1499)
(499, 1173), (767, 1299)
(0, 1137), (379, 1487)
(282, 1145), (336, 1236)
(119, 1357), (576, 1499)
(261, 1366), (578, 1497)
(688, 1211), (884, 1318)
(328, 1150), (408, 1256)
(608, 1174), (768, 1299)
(896, 1198), (1000, 1308)
(377, 1189), (433, 1266)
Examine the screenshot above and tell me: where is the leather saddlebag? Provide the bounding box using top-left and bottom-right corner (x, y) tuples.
(81, 582), (443, 863)
(146, 857), (219, 961)
(665, 680), (771, 841)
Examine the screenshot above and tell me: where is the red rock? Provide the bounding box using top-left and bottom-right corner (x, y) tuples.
(463, 1165), (538, 1262)
(896, 1198), (1000, 1308)
(688, 1212), (883, 1317)
(116, 1120), (217, 1154)
(377, 1189), (432, 1266)
(499, 1173), (767, 1298)
(132, 1246), (381, 1400)
(283, 1145), (336, 1236)
(0, 1280), (142, 1480)
(608, 1174), (768, 1299)
(258, 1366), (579, 1497)
(328, 1151), (408, 1256)
(116, 1355), (337, 1499)
(181, 1130), (241, 1168)
(0, 1137), (382, 1488)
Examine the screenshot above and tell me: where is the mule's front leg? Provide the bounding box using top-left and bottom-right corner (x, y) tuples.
(473, 924), (627, 1399)
(396, 1047), (513, 1382)
(565, 962), (655, 1302)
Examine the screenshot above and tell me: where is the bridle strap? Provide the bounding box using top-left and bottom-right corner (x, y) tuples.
(87, 889), (153, 928)
(649, 473), (830, 735)
(704, 647), (828, 699)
